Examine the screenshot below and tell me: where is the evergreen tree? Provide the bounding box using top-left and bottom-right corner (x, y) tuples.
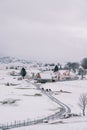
(20, 67), (26, 79)
(54, 65), (58, 72)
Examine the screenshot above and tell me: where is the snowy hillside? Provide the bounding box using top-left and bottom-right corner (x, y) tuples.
(0, 57), (31, 64)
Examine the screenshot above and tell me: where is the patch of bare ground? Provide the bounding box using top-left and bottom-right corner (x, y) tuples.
(0, 98), (20, 105)
(50, 120), (64, 124)
(15, 87), (35, 90)
(53, 90), (71, 95)
(23, 93), (42, 97)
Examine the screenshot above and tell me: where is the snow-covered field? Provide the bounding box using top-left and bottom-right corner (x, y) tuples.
(0, 68), (87, 130)
(42, 80), (87, 114)
(0, 69), (58, 124)
(12, 117), (87, 130)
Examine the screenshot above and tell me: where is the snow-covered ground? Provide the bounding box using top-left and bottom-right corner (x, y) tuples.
(11, 116), (87, 130)
(0, 68), (87, 130)
(41, 80), (87, 114)
(0, 69), (58, 124)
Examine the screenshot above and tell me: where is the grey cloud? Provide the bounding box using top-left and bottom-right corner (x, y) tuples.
(0, 0), (87, 62)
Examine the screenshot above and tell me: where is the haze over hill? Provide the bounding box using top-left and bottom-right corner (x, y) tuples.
(0, 57), (32, 64)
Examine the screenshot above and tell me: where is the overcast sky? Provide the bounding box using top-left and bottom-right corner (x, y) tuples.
(0, 0), (87, 63)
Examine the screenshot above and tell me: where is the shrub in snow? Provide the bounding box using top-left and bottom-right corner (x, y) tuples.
(6, 82), (10, 86)
(81, 58), (87, 69)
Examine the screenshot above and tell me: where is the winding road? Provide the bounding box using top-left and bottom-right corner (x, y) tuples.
(0, 82), (71, 130)
(34, 83), (71, 120)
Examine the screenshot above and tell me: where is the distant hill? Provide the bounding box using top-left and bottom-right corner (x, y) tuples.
(0, 56), (31, 64)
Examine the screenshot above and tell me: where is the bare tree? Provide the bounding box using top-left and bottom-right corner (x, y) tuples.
(78, 93), (87, 116)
